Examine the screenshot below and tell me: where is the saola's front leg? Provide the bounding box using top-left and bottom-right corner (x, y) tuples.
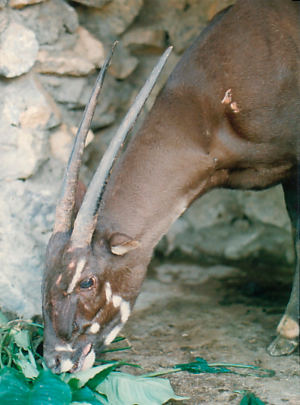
(268, 178), (299, 355)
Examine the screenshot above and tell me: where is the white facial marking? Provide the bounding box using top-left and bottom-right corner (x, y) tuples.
(55, 344), (74, 352)
(67, 258), (86, 294)
(88, 322), (100, 334)
(120, 300), (130, 324)
(112, 294), (122, 308)
(60, 359), (74, 373)
(81, 349), (96, 371)
(55, 274), (62, 286)
(104, 325), (122, 346)
(105, 282), (112, 303)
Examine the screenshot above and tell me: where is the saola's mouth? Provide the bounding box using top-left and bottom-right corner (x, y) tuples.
(69, 343), (95, 373)
(48, 342), (96, 374)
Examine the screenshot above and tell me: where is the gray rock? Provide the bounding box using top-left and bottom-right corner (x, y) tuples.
(109, 41), (139, 79)
(0, 162), (63, 318)
(0, 9), (9, 32)
(123, 27), (165, 52)
(36, 26), (105, 76)
(0, 20), (39, 78)
(9, 0), (46, 8)
(77, 0), (143, 41)
(156, 187), (294, 278)
(18, 0), (78, 45)
(0, 0), (8, 8)
(39, 71), (118, 130)
(0, 73), (60, 180)
(72, 0), (111, 7)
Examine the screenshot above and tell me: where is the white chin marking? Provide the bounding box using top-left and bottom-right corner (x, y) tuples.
(81, 349), (95, 371)
(104, 325), (122, 346)
(120, 300), (130, 323)
(112, 294), (122, 308)
(60, 358), (74, 373)
(105, 282), (112, 302)
(88, 322), (100, 334)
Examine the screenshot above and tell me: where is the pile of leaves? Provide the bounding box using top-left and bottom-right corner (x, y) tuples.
(0, 311), (270, 404)
(0, 313), (186, 404)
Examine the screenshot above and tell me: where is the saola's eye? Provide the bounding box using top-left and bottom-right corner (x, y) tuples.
(79, 277), (95, 290)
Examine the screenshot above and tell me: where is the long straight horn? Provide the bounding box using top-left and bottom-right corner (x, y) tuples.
(53, 44), (117, 234)
(70, 46), (173, 248)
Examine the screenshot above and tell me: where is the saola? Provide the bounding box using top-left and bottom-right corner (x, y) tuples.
(43, 0), (300, 373)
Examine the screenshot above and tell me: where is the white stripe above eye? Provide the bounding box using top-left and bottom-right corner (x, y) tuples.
(67, 258), (86, 294)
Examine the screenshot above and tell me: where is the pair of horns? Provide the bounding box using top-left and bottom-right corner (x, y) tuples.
(53, 43), (173, 248)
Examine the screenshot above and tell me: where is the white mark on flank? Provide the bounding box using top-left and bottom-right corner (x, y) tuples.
(112, 295), (122, 308)
(230, 101), (240, 113)
(67, 258), (86, 294)
(120, 300), (130, 323)
(88, 322), (100, 334)
(55, 344), (74, 352)
(104, 325), (122, 346)
(60, 359), (74, 373)
(221, 88), (232, 104)
(105, 282), (112, 303)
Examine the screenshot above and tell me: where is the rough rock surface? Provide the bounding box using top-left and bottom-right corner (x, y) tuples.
(9, 0), (46, 8)
(0, 0), (295, 321)
(0, 20), (38, 77)
(72, 0), (111, 7)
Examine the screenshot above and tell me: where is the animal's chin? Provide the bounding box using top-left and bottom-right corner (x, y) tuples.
(68, 343), (96, 373)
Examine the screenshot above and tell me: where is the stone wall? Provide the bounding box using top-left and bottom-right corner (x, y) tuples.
(0, 0), (294, 317)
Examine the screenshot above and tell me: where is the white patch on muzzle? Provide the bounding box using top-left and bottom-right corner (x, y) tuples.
(55, 344), (75, 352)
(60, 358), (74, 373)
(81, 349), (96, 371)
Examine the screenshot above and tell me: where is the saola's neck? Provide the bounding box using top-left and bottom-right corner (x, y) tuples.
(98, 92), (224, 254)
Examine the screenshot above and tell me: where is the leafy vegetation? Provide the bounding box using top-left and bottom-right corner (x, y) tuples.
(0, 313), (186, 404)
(0, 311), (270, 404)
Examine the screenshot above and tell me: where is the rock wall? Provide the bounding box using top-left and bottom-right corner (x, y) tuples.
(0, 0), (294, 317)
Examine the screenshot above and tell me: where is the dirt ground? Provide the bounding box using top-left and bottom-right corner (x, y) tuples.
(104, 261), (299, 405)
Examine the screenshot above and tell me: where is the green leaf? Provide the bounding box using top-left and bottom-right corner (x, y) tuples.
(175, 357), (232, 374)
(240, 392), (266, 405)
(65, 363), (117, 390)
(15, 350), (39, 379)
(0, 311), (8, 326)
(72, 386), (107, 404)
(29, 369), (72, 405)
(0, 367), (30, 404)
(13, 330), (31, 351)
(95, 372), (188, 405)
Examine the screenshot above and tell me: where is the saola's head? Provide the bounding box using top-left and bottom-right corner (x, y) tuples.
(42, 46), (172, 373)
(43, 231), (144, 374)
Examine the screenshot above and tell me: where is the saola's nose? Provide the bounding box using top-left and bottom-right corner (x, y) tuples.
(44, 343), (95, 374)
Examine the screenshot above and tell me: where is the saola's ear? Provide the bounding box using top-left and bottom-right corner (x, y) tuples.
(109, 233), (140, 256)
